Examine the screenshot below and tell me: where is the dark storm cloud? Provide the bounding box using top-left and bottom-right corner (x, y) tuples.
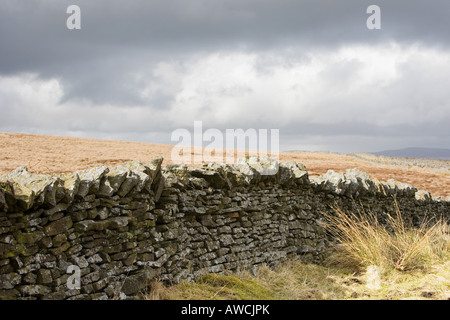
(0, 0), (448, 105)
(0, 0), (449, 153)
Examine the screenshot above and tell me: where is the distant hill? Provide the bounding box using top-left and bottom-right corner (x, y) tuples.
(372, 147), (450, 160)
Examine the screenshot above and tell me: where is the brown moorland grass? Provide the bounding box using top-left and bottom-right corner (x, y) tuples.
(0, 132), (449, 198)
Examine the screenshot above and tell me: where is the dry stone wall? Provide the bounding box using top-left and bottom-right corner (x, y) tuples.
(0, 157), (448, 300)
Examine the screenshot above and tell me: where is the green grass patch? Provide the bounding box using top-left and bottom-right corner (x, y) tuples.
(145, 259), (450, 300)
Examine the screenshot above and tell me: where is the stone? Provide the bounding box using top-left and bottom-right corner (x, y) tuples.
(162, 164), (189, 188)
(18, 285), (51, 296)
(72, 256), (89, 268)
(0, 166), (61, 210)
(16, 231), (45, 245)
(189, 166), (230, 189)
(75, 166), (109, 197)
(0, 243), (12, 258)
(384, 179), (417, 197)
(44, 216), (73, 236)
(23, 273), (37, 285)
(146, 157), (164, 181)
(0, 186), (5, 211)
(247, 156), (280, 176)
(0, 289), (20, 299)
(121, 268), (159, 296)
(219, 234), (234, 246)
(123, 253), (137, 266)
(37, 269), (53, 284)
(415, 190), (431, 201)
(109, 217), (131, 229)
(0, 273), (21, 289)
(52, 234), (67, 247)
(73, 220), (97, 232)
(278, 161), (308, 185)
(121, 161), (153, 192)
(98, 167), (129, 197)
(9, 257), (22, 269)
(98, 207), (109, 220)
(312, 168), (380, 198)
(45, 203), (69, 217)
(70, 210), (88, 222)
(81, 271), (101, 286)
(230, 160), (260, 186)
(39, 237), (53, 249)
(55, 172), (80, 202)
(49, 242), (71, 255)
(312, 170), (346, 195)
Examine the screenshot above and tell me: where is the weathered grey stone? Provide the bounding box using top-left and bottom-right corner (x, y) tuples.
(102, 161), (156, 198)
(415, 190), (431, 201)
(81, 271), (101, 286)
(0, 186), (5, 211)
(49, 242), (70, 255)
(312, 168), (381, 198)
(0, 273), (21, 289)
(189, 165), (230, 189)
(122, 161), (152, 192)
(121, 268), (160, 296)
(45, 203), (69, 216)
(34, 253), (56, 264)
(17, 231), (45, 245)
(22, 272), (37, 285)
(55, 172), (80, 202)
(0, 243), (12, 258)
(44, 216), (73, 236)
(384, 179), (417, 197)
(278, 161), (308, 185)
(0, 166), (61, 210)
(146, 157), (163, 181)
(219, 234), (234, 246)
(162, 164), (189, 188)
(42, 290), (66, 300)
(98, 166), (129, 197)
(109, 217), (132, 229)
(73, 220), (96, 232)
(18, 284), (51, 296)
(152, 175), (165, 202)
(230, 160), (260, 186)
(37, 269), (53, 284)
(342, 168), (378, 197)
(247, 156), (280, 176)
(75, 166), (109, 197)
(52, 234), (67, 247)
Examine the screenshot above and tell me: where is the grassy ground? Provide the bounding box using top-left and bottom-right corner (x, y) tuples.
(145, 259), (449, 300)
(145, 206), (449, 300)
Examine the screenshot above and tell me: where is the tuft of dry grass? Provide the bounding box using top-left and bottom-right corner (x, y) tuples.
(322, 204), (449, 274)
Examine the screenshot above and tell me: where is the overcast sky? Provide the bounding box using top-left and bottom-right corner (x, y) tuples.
(0, 0), (449, 153)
